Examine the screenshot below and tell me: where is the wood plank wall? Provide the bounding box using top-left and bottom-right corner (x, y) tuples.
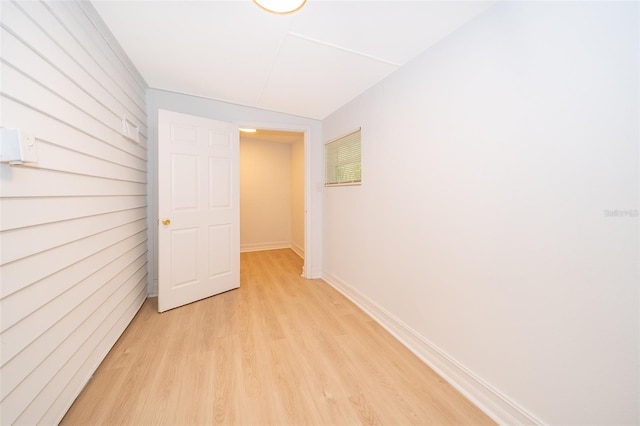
(0, 1), (148, 424)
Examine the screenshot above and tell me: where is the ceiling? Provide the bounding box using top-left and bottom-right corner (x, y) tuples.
(92, 0), (494, 120)
(240, 129), (304, 144)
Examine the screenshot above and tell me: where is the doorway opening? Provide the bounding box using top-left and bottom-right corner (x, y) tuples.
(239, 129), (305, 270)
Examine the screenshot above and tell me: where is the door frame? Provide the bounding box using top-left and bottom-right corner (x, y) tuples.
(238, 121), (312, 278)
(149, 113), (318, 297)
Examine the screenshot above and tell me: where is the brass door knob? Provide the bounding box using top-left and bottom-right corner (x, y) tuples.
(162, 218), (171, 225)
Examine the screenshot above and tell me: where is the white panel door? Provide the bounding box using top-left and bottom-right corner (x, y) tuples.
(158, 109), (239, 312)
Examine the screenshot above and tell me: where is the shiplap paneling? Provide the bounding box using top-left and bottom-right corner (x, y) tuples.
(2, 1), (147, 133)
(50, 1), (146, 108)
(1, 230), (147, 331)
(1, 207), (146, 265)
(0, 220), (146, 300)
(1, 98), (146, 171)
(1, 62), (147, 160)
(0, 1), (149, 424)
(0, 195), (147, 230)
(1, 0), (147, 140)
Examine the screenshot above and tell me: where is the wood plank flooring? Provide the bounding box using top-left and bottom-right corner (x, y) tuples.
(61, 249), (495, 425)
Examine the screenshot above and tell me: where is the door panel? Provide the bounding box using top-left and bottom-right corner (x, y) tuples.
(172, 154), (199, 210)
(208, 158), (231, 207)
(158, 109), (239, 312)
(171, 228), (199, 287)
(209, 224), (232, 277)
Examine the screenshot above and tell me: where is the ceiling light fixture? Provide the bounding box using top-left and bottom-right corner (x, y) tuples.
(239, 128), (257, 133)
(253, 0), (306, 15)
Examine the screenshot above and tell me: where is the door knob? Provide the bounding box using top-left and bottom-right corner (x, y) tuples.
(162, 218), (171, 225)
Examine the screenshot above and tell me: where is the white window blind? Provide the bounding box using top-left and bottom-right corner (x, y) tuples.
(325, 128), (361, 186)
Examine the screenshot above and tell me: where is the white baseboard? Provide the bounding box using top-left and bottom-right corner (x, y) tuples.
(307, 266), (323, 279)
(321, 271), (542, 426)
(290, 241), (304, 259)
(240, 241), (291, 253)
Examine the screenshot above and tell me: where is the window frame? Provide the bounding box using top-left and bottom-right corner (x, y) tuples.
(324, 127), (361, 187)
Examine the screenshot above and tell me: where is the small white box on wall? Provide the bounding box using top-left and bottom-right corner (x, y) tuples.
(0, 128), (38, 165)
(121, 116), (140, 144)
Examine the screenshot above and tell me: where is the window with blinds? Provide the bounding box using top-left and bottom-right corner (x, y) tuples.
(325, 128), (361, 186)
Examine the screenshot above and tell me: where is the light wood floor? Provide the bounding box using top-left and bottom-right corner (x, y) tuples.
(62, 249), (494, 425)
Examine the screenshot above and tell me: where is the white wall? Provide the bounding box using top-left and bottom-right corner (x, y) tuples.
(146, 89), (323, 294)
(240, 138), (292, 251)
(322, 2), (639, 425)
(239, 136), (305, 255)
(0, 1), (148, 424)
(291, 139), (305, 257)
